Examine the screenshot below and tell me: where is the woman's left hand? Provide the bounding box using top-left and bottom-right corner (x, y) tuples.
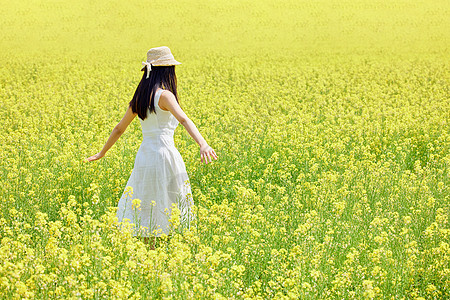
(85, 152), (104, 162)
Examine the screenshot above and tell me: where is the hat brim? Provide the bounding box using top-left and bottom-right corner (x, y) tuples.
(153, 61), (182, 66)
(141, 61), (181, 71)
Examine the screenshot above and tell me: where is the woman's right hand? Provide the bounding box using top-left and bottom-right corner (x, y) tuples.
(85, 152), (105, 162)
(200, 144), (218, 164)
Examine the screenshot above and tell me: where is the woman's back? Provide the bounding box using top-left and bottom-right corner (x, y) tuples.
(140, 88), (179, 139)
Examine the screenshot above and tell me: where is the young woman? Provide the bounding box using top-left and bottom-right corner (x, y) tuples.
(85, 46), (218, 249)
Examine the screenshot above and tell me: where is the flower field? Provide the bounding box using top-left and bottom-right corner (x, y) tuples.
(1, 0), (449, 299)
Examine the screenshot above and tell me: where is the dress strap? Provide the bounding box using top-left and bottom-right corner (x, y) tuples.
(154, 89), (165, 111)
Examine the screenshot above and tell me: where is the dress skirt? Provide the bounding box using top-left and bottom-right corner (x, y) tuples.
(115, 133), (195, 238)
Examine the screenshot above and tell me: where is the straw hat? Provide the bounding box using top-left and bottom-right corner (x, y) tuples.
(141, 46), (181, 79)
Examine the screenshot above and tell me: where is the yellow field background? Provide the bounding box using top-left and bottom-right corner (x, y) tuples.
(1, 0), (449, 299)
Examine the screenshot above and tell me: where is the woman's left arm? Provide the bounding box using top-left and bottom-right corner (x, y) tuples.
(85, 106), (137, 162)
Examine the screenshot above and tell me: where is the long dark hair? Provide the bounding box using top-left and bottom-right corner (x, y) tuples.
(129, 65), (180, 120)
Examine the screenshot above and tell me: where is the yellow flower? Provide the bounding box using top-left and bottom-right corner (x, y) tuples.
(132, 198), (141, 210)
(301, 282), (311, 290)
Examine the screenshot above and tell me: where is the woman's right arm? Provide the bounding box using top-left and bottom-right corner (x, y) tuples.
(159, 91), (218, 164)
(85, 105), (137, 162)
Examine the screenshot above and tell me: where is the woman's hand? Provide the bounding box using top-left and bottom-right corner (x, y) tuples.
(85, 152), (105, 162)
(200, 144), (218, 164)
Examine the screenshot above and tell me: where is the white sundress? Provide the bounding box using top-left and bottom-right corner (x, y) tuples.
(115, 88), (195, 237)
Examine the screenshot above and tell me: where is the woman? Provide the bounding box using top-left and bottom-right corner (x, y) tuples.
(85, 46), (218, 248)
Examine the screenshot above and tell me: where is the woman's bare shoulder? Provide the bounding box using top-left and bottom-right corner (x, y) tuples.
(158, 89), (176, 111)
(160, 89), (175, 97)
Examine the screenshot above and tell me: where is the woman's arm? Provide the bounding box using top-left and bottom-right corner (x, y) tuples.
(159, 91), (218, 164)
(85, 106), (137, 162)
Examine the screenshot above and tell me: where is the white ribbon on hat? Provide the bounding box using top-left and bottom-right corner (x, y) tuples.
(142, 61), (152, 79)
